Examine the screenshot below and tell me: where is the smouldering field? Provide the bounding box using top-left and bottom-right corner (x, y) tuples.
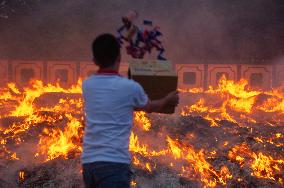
(0, 77), (283, 187)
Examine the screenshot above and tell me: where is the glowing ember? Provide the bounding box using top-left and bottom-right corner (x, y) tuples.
(18, 171), (25, 182)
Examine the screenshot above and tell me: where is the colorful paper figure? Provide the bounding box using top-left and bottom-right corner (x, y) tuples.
(117, 11), (166, 60)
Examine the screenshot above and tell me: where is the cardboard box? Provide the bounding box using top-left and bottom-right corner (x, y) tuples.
(128, 59), (178, 114)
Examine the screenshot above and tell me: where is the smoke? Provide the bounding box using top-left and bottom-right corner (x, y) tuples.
(0, 0), (283, 63)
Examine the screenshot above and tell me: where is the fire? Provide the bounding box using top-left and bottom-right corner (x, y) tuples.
(10, 79), (82, 117)
(181, 75), (284, 126)
(178, 87), (203, 93)
(11, 152), (20, 160)
(36, 114), (83, 161)
(228, 96), (256, 113)
(129, 132), (149, 155)
(228, 142), (252, 167)
(228, 142), (284, 181)
(130, 180), (137, 187)
(0, 76), (283, 187)
(134, 111), (151, 131)
(145, 163), (152, 172)
(0, 79), (83, 162)
(251, 152), (284, 180)
(257, 97), (284, 113)
(167, 136), (232, 187)
(18, 171), (25, 182)
(129, 132), (167, 157)
(167, 137), (183, 159)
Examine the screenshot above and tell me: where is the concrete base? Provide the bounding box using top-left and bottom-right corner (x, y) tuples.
(47, 61), (77, 88)
(208, 64), (238, 88)
(241, 64), (272, 90)
(12, 60), (44, 86)
(0, 60), (8, 86)
(79, 62), (98, 79)
(275, 64), (284, 87)
(0, 59), (281, 91)
(176, 64), (204, 89)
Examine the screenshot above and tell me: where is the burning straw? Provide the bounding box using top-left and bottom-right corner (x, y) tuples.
(0, 76), (283, 187)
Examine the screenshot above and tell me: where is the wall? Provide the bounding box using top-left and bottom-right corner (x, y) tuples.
(0, 60), (282, 90)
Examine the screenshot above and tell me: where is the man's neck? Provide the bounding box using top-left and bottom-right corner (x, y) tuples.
(97, 67), (119, 75)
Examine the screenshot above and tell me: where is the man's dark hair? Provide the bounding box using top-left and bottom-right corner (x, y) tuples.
(92, 33), (120, 68)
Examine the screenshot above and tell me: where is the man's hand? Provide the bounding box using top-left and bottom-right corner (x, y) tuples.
(138, 90), (179, 113)
(165, 91), (179, 107)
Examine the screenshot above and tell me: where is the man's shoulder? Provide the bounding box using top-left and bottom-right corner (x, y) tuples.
(104, 77), (144, 94)
(118, 77), (139, 86)
(116, 76), (129, 81)
(82, 75), (95, 86)
(82, 75), (140, 87)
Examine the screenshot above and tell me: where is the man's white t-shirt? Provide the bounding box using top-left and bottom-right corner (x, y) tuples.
(81, 74), (148, 164)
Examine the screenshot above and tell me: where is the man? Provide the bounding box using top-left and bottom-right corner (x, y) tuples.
(82, 33), (179, 188)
